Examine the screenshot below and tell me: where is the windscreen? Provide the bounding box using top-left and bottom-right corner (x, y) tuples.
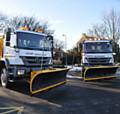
(17, 32), (52, 51)
(84, 42), (112, 53)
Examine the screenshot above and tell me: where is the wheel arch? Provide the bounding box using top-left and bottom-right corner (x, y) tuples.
(0, 60), (7, 69)
(0, 59), (8, 75)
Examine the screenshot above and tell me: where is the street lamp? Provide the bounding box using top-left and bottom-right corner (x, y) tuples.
(62, 34), (67, 66)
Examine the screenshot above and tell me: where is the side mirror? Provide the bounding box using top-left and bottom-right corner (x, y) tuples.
(113, 53), (116, 55)
(15, 48), (19, 53)
(5, 28), (11, 46)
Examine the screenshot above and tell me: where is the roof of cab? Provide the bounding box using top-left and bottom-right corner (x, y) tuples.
(84, 40), (111, 43)
(16, 30), (47, 36)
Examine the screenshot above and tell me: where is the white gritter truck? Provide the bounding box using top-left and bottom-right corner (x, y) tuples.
(0, 28), (69, 94)
(77, 34), (119, 81)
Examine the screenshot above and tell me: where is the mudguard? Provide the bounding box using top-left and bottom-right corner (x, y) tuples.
(29, 68), (69, 94)
(83, 66), (119, 81)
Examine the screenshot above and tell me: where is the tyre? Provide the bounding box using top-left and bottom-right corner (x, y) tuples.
(0, 68), (9, 88)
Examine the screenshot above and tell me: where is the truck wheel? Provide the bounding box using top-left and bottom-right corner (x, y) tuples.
(0, 68), (9, 88)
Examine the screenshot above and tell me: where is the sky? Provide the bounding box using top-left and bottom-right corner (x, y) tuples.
(0, 0), (120, 49)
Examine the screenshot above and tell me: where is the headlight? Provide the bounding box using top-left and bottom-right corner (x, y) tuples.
(84, 57), (88, 63)
(18, 70), (25, 75)
(109, 58), (114, 63)
(49, 58), (52, 64)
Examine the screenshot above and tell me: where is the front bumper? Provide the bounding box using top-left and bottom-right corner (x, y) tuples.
(8, 66), (32, 80)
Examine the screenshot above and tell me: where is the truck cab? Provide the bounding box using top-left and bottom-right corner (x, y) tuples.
(81, 40), (114, 66)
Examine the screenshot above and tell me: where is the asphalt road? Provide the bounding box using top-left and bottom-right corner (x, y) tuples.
(1, 77), (120, 114)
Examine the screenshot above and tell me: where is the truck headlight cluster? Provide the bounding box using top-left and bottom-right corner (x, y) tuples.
(84, 57), (88, 63)
(18, 70), (25, 75)
(109, 58), (114, 63)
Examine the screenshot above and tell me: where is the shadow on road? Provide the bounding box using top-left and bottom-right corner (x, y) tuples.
(6, 78), (120, 98)
(7, 81), (30, 95)
(2, 78), (120, 114)
(84, 78), (120, 88)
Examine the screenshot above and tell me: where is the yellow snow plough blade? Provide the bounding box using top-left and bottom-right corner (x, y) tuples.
(83, 66), (119, 81)
(29, 68), (69, 95)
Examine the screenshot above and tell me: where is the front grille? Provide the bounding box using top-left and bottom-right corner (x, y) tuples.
(21, 56), (50, 66)
(87, 58), (111, 65)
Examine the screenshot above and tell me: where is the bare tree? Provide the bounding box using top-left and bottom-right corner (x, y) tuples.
(53, 38), (64, 50)
(9, 16), (54, 35)
(0, 14), (54, 35)
(88, 9), (120, 62)
(0, 13), (9, 31)
(53, 38), (64, 64)
(88, 9), (120, 43)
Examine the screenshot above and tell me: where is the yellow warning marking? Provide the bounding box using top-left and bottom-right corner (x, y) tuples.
(84, 76), (116, 81)
(85, 66), (119, 70)
(31, 68), (69, 79)
(30, 81), (66, 95)
(29, 68), (69, 94)
(83, 66), (119, 81)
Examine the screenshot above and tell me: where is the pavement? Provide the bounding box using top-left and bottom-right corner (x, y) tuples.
(1, 74), (120, 114)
